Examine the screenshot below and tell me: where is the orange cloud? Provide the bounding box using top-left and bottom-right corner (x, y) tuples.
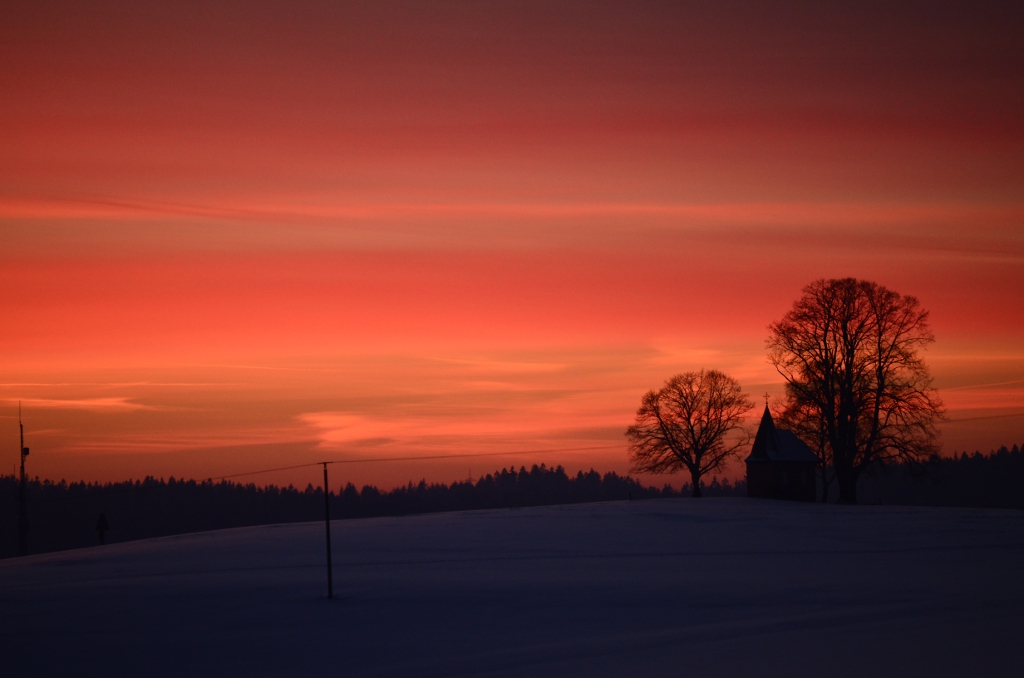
(5, 397), (156, 412)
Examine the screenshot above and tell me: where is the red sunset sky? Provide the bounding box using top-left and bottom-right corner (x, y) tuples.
(2, 1), (1022, 490)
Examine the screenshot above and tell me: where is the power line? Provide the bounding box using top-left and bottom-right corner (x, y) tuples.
(208, 446), (622, 483)
(325, 444), (624, 466)
(208, 444), (624, 482)
(211, 463), (322, 481)
(6, 444), (627, 507)
(206, 444), (618, 606)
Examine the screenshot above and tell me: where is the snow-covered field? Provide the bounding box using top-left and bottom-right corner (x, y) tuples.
(2, 498), (1022, 677)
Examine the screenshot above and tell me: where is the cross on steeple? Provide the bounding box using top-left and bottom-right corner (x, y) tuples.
(764, 392), (770, 408)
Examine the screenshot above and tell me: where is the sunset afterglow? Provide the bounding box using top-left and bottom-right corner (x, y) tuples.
(2, 1), (1022, 489)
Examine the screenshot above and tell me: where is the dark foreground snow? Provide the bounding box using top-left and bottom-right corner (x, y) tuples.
(2, 498), (1022, 677)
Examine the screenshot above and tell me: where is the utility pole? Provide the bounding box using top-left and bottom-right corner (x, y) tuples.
(322, 462), (333, 599)
(18, 402), (30, 557)
(96, 512), (109, 545)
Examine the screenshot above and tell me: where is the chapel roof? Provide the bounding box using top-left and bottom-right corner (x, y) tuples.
(745, 406), (820, 463)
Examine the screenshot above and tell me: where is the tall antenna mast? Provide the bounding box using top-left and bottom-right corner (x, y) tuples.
(18, 401), (29, 556)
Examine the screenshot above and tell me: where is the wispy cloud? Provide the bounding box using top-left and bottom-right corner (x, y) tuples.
(296, 403), (629, 453)
(0, 382), (242, 388)
(5, 397), (157, 412)
(940, 379), (1024, 391)
(53, 426), (316, 453)
(4, 196), (1023, 228)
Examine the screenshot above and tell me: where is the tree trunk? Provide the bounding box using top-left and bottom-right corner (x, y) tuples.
(691, 469), (702, 498)
(836, 472), (857, 504)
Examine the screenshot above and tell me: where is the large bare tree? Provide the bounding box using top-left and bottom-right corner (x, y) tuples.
(775, 399), (833, 503)
(626, 370), (753, 497)
(767, 278), (944, 504)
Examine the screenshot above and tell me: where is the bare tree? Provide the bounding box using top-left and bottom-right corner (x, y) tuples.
(774, 399), (834, 503)
(626, 370), (753, 497)
(767, 278), (944, 504)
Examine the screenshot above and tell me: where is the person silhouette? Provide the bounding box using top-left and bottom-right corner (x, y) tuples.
(96, 513), (109, 545)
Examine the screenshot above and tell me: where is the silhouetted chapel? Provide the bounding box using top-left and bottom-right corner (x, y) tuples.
(745, 406), (819, 502)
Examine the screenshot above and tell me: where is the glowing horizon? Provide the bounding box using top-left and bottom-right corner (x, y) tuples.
(2, 1), (1022, 489)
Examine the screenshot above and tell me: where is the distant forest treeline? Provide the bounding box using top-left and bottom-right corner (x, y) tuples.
(3, 445), (1022, 559)
(853, 444), (1024, 509)
(1, 465), (745, 559)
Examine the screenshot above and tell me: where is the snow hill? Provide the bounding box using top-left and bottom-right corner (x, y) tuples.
(2, 498), (1022, 677)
